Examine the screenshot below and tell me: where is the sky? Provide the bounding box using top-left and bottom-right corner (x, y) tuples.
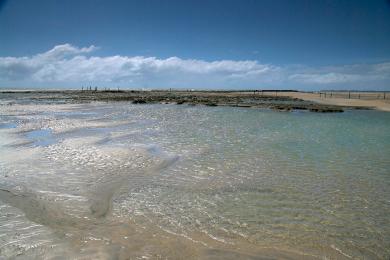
(0, 0), (389, 90)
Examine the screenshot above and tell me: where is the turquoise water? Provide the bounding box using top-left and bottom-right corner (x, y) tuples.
(0, 101), (389, 259)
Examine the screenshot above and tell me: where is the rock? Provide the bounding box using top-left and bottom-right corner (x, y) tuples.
(132, 99), (147, 104)
(309, 107), (343, 113)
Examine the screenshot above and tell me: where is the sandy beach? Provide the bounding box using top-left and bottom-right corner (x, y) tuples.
(271, 91), (390, 112)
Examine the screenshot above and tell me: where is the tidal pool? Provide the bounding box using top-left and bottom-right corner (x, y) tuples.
(0, 100), (389, 259)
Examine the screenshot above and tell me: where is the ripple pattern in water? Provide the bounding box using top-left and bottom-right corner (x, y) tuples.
(0, 101), (390, 259)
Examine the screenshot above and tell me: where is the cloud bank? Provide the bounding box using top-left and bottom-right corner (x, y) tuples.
(1, 44), (389, 90)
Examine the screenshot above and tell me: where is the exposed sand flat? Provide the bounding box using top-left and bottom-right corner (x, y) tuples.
(270, 91), (390, 112)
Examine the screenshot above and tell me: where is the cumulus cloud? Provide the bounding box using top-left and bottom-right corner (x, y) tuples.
(0, 43), (389, 90)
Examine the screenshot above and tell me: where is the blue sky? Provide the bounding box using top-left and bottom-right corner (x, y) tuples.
(0, 0), (389, 90)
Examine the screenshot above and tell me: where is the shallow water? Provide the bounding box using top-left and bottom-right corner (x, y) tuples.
(0, 100), (389, 259)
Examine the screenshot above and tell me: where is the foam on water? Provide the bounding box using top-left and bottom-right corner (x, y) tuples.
(0, 100), (389, 259)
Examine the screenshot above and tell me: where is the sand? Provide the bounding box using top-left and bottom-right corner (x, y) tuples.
(271, 91), (390, 112)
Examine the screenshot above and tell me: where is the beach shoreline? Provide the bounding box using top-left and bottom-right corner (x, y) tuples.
(3, 89), (389, 112)
(275, 91), (390, 112)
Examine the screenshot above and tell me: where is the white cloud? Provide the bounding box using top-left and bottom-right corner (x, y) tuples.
(0, 44), (389, 90)
(37, 43), (98, 60)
